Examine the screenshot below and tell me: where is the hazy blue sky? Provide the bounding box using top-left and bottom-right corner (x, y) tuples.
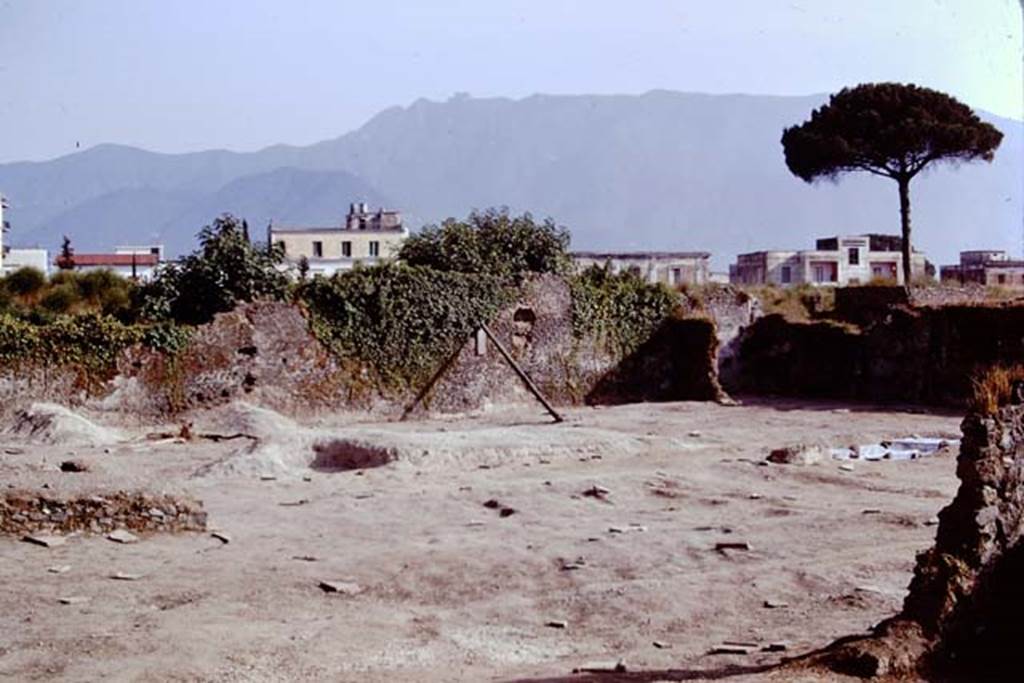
(1, 0), (1021, 162)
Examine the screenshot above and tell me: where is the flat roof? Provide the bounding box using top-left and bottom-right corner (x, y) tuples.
(572, 250), (710, 260)
(271, 226), (405, 235)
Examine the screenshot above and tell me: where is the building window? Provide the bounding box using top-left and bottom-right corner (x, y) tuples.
(998, 273), (1007, 285)
(312, 241), (323, 258)
(369, 241), (380, 257)
(848, 247), (859, 265)
(342, 241), (352, 257)
(671, 268), (682, 284)
(780, 266), (792, 284)
(276, 240), (286, 254)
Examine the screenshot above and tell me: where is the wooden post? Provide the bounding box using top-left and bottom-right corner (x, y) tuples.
(480, 323), (563, 424)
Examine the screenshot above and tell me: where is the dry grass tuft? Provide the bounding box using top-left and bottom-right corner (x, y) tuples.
(970, 364), (1024, 415)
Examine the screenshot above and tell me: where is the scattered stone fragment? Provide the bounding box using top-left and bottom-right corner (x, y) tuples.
(653, 640), (672, 649)
(318, 580), (363, 595)
(767, 444), (826, 466)
(763, 599), (789, 609)
(499, 507), (517, 518)
(608, 526), (625, 534)
(259, 474), (277, 481)
(22, 534), (66, 548)
(862, 508), (882, 514)
(58, 596), (90, 605)
(107, 529), (139, 544)
(278, 499), (310, 507)
(210, 532), (231, 544)
(466, 520), (486, 527)
(302, 475), (312, 482)
(715, 542), (751, 552)
(923, 517), (940, 526)
(573, 661), (626, 674)
(292, 555), (318, 562)
(748, 493), (763, 500)
(763, 642), (789, 652)
(724, 640), (759, 648)
(545, 620), (568, 629)
(839, 464), (855, 472)
(111, 572), (143, 581)
(47, 565), (71, 574)
(4, 447), (24, 455)
(482, 499), (500, 509)
(560, 557), (586, 571)
(582, 485), (611, 500)
(688, 430), (702, 437)
(59, 459), (89, 472)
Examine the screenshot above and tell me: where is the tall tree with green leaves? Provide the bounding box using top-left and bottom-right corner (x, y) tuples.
(781, 83), (1003, 285)
(138, 214), (288, 324)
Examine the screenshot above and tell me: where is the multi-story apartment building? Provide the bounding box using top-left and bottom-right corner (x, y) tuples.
(729, 234), (929, 287)
(572, 251), (711, 287)
(268, 203), (407, 276)
(941, 251), (1024, 290)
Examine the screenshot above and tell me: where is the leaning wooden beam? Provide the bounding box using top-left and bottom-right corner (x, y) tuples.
(399, 341), (467, 422)
(480, 323), (564, 424)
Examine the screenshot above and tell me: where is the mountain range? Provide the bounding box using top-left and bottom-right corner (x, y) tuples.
(1, 90), (1020, 270)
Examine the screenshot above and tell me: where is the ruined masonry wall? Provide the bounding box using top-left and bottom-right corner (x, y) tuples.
(0, 491), (207, 536)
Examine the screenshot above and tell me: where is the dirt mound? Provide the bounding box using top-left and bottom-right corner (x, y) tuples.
(8, 403), (122, 446)
(193, 403), (675, 479)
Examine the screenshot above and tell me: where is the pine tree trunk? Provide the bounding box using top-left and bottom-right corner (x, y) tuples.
(898, 176), (912, 288)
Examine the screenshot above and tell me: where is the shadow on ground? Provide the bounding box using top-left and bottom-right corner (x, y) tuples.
(503, 663), (778, 682)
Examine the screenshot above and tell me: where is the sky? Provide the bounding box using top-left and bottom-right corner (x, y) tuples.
(0, 0), (1021, 163)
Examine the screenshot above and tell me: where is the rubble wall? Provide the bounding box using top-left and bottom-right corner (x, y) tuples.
(1, 491), (207, 536)
(823, 404), (1024, 678)
(409, 276), (723, 415)
(1, 277), (724, 419)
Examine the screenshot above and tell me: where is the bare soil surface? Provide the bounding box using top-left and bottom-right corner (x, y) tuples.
(0, 398), (963, 682)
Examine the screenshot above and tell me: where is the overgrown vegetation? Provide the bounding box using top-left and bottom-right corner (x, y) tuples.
(298, 263), (512, 389)
(970, 365), (1024, 416)
(137, 214), (288, 325)
(746, 283), (835, 322)
(569, 265), (681, 355)
(0, 267), (135, 321)
(399, 208), (572, 283)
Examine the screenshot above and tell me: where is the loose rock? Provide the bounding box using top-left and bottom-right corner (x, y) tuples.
(107, 529), (139, 544)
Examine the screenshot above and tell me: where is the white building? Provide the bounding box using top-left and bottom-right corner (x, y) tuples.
(269, 203), (408, 277)
(730, 234), (929, 287)
(2, 247), (49, 276)
(572, 251), (711, 286)
(0, 194), (49, 276)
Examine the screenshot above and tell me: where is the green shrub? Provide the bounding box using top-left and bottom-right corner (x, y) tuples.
(138, 214), (288, 325)
(570, 265), (681, 355)
(399, 208), (571, 282)
(3, 267), (47, 300)
(299, 263), (512, 389)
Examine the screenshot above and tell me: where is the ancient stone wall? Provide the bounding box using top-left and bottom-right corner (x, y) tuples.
(408, 275), (723, 415)
(823, 404), (1024, 678)
(1, 491), (207, 536)
(0, 277), (724, 419)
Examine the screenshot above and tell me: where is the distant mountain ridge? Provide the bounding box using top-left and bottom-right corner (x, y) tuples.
(1, 90), (1020, 268)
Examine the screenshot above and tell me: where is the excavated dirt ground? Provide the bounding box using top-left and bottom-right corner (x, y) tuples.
(0, 398), (963, 682)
